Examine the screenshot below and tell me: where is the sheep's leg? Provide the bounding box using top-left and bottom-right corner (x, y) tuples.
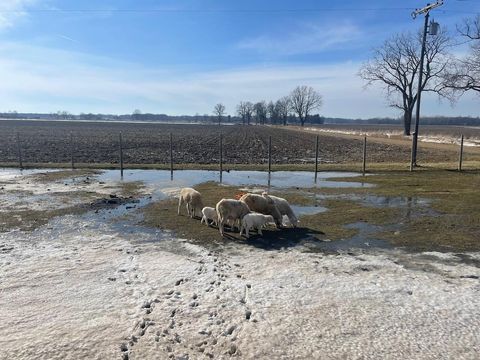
(186, 202), (191, 217)
(233, 219), (240, 231)
(239, 223), (244, 236)
(178, 197), (183, 215)
(201, 215), (206, 225)
(258, 227), (263, 236)
(218, 217), (224, 236)
(245, 227), (250, 239)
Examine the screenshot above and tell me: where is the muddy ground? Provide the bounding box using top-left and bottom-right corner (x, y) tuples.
(1, 169), (479, 359)
(0, 120), (464, 166)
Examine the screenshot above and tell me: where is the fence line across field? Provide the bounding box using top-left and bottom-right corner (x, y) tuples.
(112, 131), (367, 182)
(11, 130), (371, 179)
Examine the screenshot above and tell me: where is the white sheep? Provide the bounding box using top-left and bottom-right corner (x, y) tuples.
(215, 198), (250, 236)
(240, 213), (275, 238)
(200, 206), (218, 226)
(263, 193), (299, 227)
(177, 187), (204, 218)
(239, 193), (283, 227)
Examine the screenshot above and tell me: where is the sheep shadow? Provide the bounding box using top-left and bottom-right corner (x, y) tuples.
(232, 226), (326, 251)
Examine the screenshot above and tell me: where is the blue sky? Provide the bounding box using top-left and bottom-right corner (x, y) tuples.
(0, 0), (478, 118)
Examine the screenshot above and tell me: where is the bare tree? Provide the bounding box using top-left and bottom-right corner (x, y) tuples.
(445, 16), (480, 95)
(290, 86), (323, 126)
(359, 30), (452, 135)
(213, 103), (226, 125)
(253, 101), (268, 125)
(57, 110), (71, 120)
(132, 109), (142, 121)
(275, 96), (291, 126)
(267, 101), (279, 124)
(236, 101), (254, 125)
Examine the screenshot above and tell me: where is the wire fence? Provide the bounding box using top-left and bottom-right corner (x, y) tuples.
(0, 124), (473, 177)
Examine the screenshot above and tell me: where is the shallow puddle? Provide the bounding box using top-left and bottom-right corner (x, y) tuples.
(290, 204), (327, 216)
(0, 168), (434, 253)
(316, 222), (395, 252)
(316, 193), (437, 220)
(98, 169), (373, 190)
(316, 193), (430, 208)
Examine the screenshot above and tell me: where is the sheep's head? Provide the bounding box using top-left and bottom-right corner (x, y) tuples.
(289, 215), (299, 228)
(235, 192), (247, 200)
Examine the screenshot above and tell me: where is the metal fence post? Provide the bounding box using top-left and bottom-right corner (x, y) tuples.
(170, 133), (173, 179)
(119, 132), (124, 177)
(314, 135), (319, 182)
(458, 134), (464, 172)
(16, 132), (23, 169)
(219, 133), (223, 183)
(268, 135), (272, 175)
(70, 132), (75, 169)
(362, 135), (367, 176)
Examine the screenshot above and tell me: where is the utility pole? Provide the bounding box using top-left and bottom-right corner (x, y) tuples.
(410, 0), (443, 171)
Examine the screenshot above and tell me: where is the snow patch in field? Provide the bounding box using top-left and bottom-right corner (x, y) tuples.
(305, 127), (480, 147)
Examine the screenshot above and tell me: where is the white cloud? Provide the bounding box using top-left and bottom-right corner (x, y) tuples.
(237, 21), (363, 56)
(0, 0), (37, 30)
(0, 42), (477, 118)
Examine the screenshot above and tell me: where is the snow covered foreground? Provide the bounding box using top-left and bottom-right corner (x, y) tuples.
(0, 173), (479, 359)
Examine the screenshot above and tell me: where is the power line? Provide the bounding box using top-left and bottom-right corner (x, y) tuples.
(0, 7), (420, 14)
(1, 7), (476, 15)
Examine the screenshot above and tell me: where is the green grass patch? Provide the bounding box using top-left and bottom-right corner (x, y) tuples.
(317, 170), (480, 251)
(27, 169), (100, 182)
(142, 169), (480, 252)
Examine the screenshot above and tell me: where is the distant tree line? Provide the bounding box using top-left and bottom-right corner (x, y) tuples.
(231, 85), (323, 127)
(1, 111), (480, 126)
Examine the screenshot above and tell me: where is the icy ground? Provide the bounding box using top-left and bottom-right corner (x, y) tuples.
(0, 170), (479, 359)
(304, 127), (480, 147)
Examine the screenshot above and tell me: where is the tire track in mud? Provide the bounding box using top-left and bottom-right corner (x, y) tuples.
(120, 249), (257, 359)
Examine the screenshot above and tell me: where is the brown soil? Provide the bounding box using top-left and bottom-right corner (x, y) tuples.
(0, 120), (470, 166)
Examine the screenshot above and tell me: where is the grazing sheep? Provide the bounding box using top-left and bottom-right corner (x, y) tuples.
(239, 193), (282, 227)
(240, 213), (275, 238)
(201, 206), (218, 226)
(178, 187), (204, 218)
(215, 199), (250, 236)
(263, 193), (298, 227)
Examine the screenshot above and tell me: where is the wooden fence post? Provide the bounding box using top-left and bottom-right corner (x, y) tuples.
(362, 135), (367, 176)
(219, 133), (223, 183)
(170, 133), (173, 179)
(70, 132), (75, 169)
(119, 132), (124, 177)
(314, 135), (319, 182)
(16, 132), (23, 169)
(458, 134), (464, 172)
(268, 136), (272, 175)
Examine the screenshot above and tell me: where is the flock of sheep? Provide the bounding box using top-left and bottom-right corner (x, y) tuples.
(177, 187), (299, 238)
